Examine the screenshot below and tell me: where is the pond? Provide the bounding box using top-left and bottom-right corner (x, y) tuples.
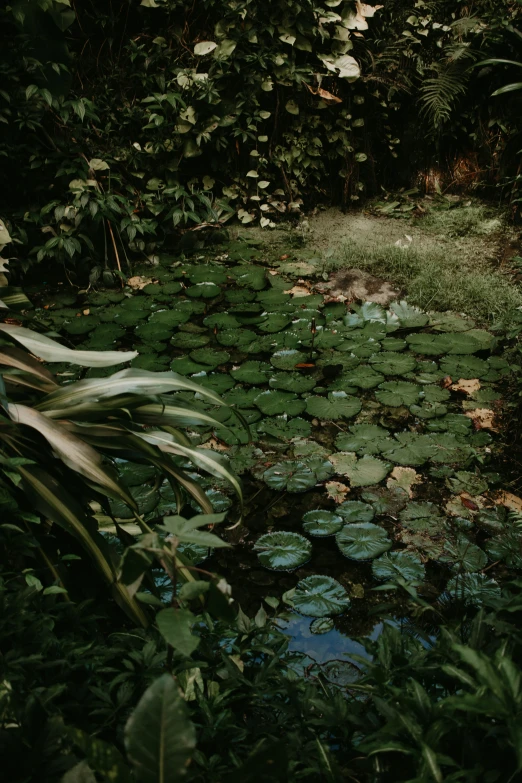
(29, 237), (521, 662)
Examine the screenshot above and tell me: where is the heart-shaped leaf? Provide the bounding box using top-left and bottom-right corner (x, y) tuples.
(302, 509), (344, 537)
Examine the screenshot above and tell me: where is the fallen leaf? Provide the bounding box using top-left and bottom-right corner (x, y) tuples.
(386, 466), (422, 498)
(325, 480), (350, 503)
(127, 275), (154, 290)
(464, 408), (497, 431)
(451, 378), (480, 395)
(446, 491), (485, 518)
(83, 309), (90, 316)
(280, 254), (289, 260)
(267, 269), (279, 276)
(441, 375), (453, 389)
(493, 490), (522, 513)
(284, 285), (311, 297)
(199, 438), (230, 453)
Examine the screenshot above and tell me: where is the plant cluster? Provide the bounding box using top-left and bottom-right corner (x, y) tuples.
(1, 1), (521, 278)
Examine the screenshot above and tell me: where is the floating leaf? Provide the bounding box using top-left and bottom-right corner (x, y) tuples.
(335, 424), (391, 455)
(375, 381), (420, 407)
(189, 348), (230, 367)
(230, 361), (271, 384)
(336, 500), (375, 523)
(446, 471), (489, 495)
(268, 371), (316, 393)
(446, 573), (500, 604)
(370, 352), (416, 376)
(310, 617), (335, 634)
(270, 349), (308, 370)
(291, 575), (350, 617)
(389, 301), (429, 328)
(336, 522), (392, 560)
(306, 393), (361, 420)
(485, 525), (522, 569)
(254, 390), (306, 416)
(343, 365), (384, 388)
(381, 433), (436, 467)
(263, 461), (317, 492)
(333, 454), (391, 487)
(439, 536), (487, 573)
(302, 509), (343, 537)
(257, 416), (311, 440)
(254, 531), (312, 570)
(372, 551), (425, 582)
(440, 355), (489, 380)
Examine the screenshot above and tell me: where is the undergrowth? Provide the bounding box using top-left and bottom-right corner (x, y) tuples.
(328, 239), (522, 321)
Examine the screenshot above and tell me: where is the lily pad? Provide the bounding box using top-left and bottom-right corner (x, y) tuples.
(306, 393), (362, 420)
(333, 454), (391, 487)
(439, 356), (489, 380)
(175, 333), (210, 350)
(254, 390), (306, 416)
(389, 301), (429, 328)
(189, 348), (230, 367)
(254, 531), (312, 570)
(372, 551), (425, 582)
(302, 510), (344, 537)
(268, 372), (317, 393)
(337, 500), (375, 523)
(217, 329), (255, 347)
(257, 416), (312, 440)
(270, 349), (308, 370)
(446, 471), (489, 495)
(263, 461), (317, 492)
(370, 352), (416, 376)
(291, 575), (351, 617)
(230, 361), (271, 384)
(310, 617), (335, 634)
(381, 433), (436, 467)
(336, 522), (392, 561)
(343, 365), (385, 389)
(335, 424), (391, 455)
(375, 381), (420, 407)
(186, 282), (221, 298)
(439, 536), (487, 573)
(446, 573), (500, 604)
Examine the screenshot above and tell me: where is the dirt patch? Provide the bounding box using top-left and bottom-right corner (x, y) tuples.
(315, 267), (399, 306)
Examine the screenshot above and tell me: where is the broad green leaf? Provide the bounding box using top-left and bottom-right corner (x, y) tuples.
(331, 453), (391, 486)
(230, 361), (271, 384)
(254, 390), (306, 416)
(375, 381), (421, 407)
(125, 674), (196, 781)
(336, 500), (375, 523)
(335, 424), (391, 455)
(302, 509), (343, 537)
(156, 608), (200, 656)
(336, 522), (392, 560)
(270, 349), (308, 370)
(263, 460), (317, 492)
(369, 352), (416, 376)
(372, 551), (425, 582)
(254, 531), (312, 570)
(290, 575), (350, 617)
(389, 301), (429, 328)
(446, 573), (500, 604)
(306, 393), (361, 420)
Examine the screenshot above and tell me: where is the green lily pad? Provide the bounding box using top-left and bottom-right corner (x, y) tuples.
(223, 388), (261, 408)
(336, 522), (392, 561)
(132, 355), (170, 371)
(226, 288), (256, 304)
(439, 536), (487, 573)
(203, 313), (240, 329)
(189, 348), (230, 367)
(335, 424), (392, 455)
(375, 381), (421, 407)
(268, 372), (317, 393)
(446, 471), (489, 495)
(409, 402), (448, 419)
(345, 302), (387, 327)
(389, 301), (429, 328)
(170, 357), (208, 375)
(254, 531), (312, 570)
(439, 355), (490, 380)
(271, 349), (308, 370)
(310, 617), (335, 634)
(173, 333), (210, 350)
(306, 393), (362, 420)
(176, 542), (211, 565)
(63, 317), (99, 335)
(331, 454), (391, 487)
(149, 309), (191, 327)
(291, 575), (351, 617)
(186, 282), (221, 298)
(446, 573), (500, 604)
(337, 500), (375, 523)
(110, 485), (159, 519)
(118, 461), (157, 487)
(370, 352), (417, 376)
(194, 372), (235, 393)
(485, 525), (522, 569)
(188, 266), (228, 284)
(136, 322), (173, 342)
(302, 510), (344, 537)
(257, 314), (292, 333)
(257, 416), (312, 440)
(342, 365), (385, 389)
(263, 461), (317, 492)
(428, 434), (474, 465)
(372, 551), (425, 582)
(231, 265), (267, 290)
(381, 433), (436, 467)
(230, 361), (271, 384)
(254, 390), (306, 417)
(216, 329), (256, 347)
(429, 312), (476, 332)
(381, 337), (407, 352)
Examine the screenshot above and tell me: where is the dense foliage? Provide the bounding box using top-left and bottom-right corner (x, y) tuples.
(1, 0), (522, 280)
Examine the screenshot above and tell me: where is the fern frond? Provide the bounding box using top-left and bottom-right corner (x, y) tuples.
(419, 67), (468, 129)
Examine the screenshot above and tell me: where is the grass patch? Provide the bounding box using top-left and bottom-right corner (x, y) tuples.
(327, 239), (522, 322)
(416, 203), (505, 238)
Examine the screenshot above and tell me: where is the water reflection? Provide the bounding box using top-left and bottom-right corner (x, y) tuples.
(277, 612), (383, 664)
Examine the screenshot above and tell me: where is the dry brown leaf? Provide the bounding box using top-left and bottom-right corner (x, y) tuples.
(451, 378), (480, 395)
(127, 275), (154, 290)
(267, 269), (279, 276)
(441, 375), (453, 389)
(199, 438), (230, 453)
(325, 480), (350, 503)
(386, 466), (422, 498)
(317, 87), (342, 105)
(445, 491), (485, 518)
(284, 285), (311, 297)
(464, 408), (497, 431)
(493, 490), (522, 513)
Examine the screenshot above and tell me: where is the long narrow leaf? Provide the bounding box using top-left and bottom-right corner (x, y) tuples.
(0, 323), (137, 367)
(18, 464), (148, 627)
(0, 345), (58, 388)
(492, 82), (522, 96)
(36, 368), (224, 411)
(139, 430), (242, 503)
(9, 404), (137, 508)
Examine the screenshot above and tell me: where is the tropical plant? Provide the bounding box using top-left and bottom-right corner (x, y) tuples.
(0, 323), (241, 625)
